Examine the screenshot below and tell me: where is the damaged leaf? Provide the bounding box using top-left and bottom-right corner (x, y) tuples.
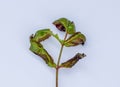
(30, 41), (56, 67)
(32, 29), (52, 42)
(64, 32), (86, 47)
(60, 53), (86, 68)
(53, 18), (76, 34)
(29, 29), (56, 68)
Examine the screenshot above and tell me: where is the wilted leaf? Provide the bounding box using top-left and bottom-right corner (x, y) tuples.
(53, 18), (76, 34)
(29, 34), (56, 68)
(32, 29), (52, 42)
(60, 53), (86, 68)
(64, 32), (86, 47)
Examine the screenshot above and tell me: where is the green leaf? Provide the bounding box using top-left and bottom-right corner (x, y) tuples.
(30, 41), (56, 67)
(32, 29), (52, 42)
(64, 32), (86, 47)
(29, 29), (56, 68)
(53, 18), (76, 34)
(52, 33), (64, 45)
(60, 53), (86, 68)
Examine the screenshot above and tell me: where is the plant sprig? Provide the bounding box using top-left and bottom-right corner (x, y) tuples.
(29, 18), (86, 87)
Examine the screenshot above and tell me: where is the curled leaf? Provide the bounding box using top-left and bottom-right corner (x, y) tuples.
(32, 29), (52, 42)
(60, 53), (86, 68)
(29, 29), (56, 68)
(30, 41), (56, 67)
(53, 18), (76, 34)
(64, 32), (86, 47)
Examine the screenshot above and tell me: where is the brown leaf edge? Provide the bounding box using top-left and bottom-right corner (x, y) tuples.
(60, 53), (86, 68)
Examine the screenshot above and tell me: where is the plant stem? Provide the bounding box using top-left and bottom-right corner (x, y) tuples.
(56, 33), (68, 87)
(56, 68), (59, 87)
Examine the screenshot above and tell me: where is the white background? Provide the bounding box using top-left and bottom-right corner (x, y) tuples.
(0, 0), (120, 87)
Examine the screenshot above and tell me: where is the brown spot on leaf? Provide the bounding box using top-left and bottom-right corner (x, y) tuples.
(53, 22), (65, 32)
(60, 53), (86, 68)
